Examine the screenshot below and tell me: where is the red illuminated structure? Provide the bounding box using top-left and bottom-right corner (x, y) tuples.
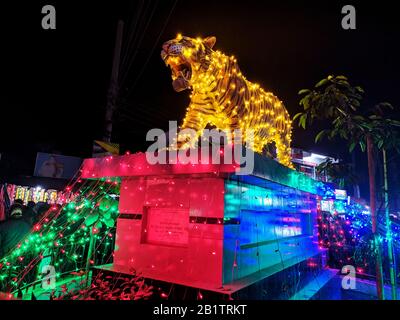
(82, 151), (329, 297)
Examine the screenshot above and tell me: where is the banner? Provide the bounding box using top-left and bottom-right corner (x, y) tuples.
(34, 153), (82, 179)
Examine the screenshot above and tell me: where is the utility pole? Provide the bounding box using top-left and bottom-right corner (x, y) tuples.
(104, 20), (124, 143)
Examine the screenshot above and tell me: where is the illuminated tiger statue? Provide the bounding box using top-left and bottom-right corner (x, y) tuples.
(161, 34), (293, 168)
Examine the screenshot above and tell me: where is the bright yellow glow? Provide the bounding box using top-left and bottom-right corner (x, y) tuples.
(166, 35), (294, 168)
(182, 47), (192, 58)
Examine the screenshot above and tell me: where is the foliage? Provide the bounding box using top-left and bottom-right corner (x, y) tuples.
(84, 196), (119, 230)
(316, 159), (358, 189)
(53, 272), (153, 300)
(294, 75), (400, 154)
(0, 180), (119, 294)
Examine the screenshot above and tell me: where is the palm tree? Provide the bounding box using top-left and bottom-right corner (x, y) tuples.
(366, 105), (400, 300)
(294, 75), (400, 299)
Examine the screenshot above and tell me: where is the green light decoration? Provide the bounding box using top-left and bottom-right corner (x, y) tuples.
(238, 153), (326, 196)
(0, 177), (120, 298)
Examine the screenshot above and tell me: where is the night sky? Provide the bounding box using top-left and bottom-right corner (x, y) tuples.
(2, 1), (400, 194)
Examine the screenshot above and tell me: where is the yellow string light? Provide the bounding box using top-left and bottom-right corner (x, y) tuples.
(162, 35), (294, 168)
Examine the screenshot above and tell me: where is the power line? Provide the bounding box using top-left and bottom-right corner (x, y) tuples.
(119, 0), (147, 74)
(120, 0), (145, 69)
(125, 0), (178, 98)
(120, 100), (175, 120)
(117, 104), (169, 124)
(120, 0), (159, 87)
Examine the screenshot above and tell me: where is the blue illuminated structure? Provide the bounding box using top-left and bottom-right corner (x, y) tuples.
(219, 153), (330, 296)
(223, 179), (320, 283)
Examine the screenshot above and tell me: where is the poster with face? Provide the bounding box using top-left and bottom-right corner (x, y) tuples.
(34, 153), (82, 179)
(38, 156), (64, 178)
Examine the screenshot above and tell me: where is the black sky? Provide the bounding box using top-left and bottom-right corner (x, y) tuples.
(1, 1), (400, 187)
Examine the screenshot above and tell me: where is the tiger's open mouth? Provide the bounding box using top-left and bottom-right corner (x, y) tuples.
(162, 52), (192, 92)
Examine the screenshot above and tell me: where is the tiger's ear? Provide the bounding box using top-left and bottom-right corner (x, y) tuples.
(203, 36), (216, 49)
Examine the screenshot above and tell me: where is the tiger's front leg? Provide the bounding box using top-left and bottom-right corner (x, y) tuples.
(172, 103), (209, 150)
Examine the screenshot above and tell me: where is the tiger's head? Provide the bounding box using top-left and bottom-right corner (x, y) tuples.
(161, 34), (216, 92)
